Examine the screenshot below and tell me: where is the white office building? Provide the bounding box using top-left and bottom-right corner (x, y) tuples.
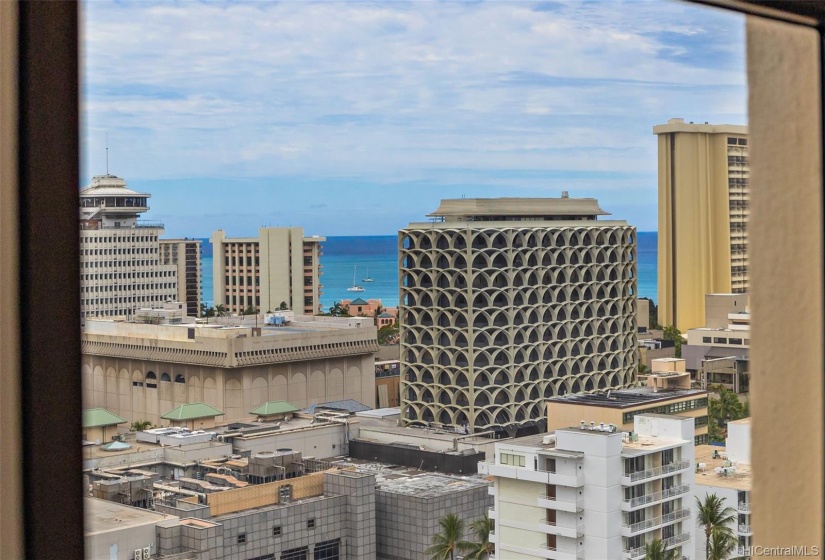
(479, 414), (696, 559)
(79, 175), (177, 320)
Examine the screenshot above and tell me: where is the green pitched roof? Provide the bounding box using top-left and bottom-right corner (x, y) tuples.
(250, 401), (301, 416)
(161, 402), (223, 421)
(349, 298), (369, 305)
(82, 408), (127, 428)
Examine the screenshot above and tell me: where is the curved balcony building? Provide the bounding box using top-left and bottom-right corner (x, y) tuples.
(399, 196), (638, 433)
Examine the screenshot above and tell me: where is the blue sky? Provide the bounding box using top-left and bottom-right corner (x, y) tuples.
(81, 0), (746, 237)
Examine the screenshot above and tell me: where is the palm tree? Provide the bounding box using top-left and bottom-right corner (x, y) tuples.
(706, 528), (738, 560)
(696, 493), (737, 560)
(643, 538), (680, 560)
(462, 513), (494, 559)
(425, 513), (473, 560)
(214, 304), (228, 317)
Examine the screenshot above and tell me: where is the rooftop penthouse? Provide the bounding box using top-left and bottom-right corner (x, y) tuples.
(82, 312), (378, 368)
(425, 195), (610, 222)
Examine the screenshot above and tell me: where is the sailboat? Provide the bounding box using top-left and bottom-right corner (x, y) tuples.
(347, 266), (365, 292)
(362, 267), (374, 282)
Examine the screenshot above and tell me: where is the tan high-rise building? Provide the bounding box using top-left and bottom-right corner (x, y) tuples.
(79, 175), (178, 320)
(159, 238), (202, 317)
(654, 118), (749, 331)
(211, 227), (325, 315)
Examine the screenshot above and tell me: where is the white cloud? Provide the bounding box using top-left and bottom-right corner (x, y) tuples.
(81, 0), (746, 235)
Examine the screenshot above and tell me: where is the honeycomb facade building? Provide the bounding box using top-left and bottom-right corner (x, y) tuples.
(399, 197), (637, 432)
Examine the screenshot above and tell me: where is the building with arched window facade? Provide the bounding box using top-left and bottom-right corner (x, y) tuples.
(399, 196), (638, 433)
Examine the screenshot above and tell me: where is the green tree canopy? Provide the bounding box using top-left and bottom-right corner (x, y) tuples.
(696, 493), (737, 560)
(643, 538), (680, 560)
(425, 513), (473, 560)
(462, 514), (494, 560)
(662, 325), (683, 358)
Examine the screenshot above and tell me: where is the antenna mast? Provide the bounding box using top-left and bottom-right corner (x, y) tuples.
(106, 132), (109, 174)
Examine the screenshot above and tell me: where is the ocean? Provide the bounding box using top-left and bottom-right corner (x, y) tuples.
(200, 231), (658, 310)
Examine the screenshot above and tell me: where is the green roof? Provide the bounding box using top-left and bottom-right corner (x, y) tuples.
(250, 401), (301, 416)
(161, 402), (223, 421)
(82, 408), (127, 428)
(349, 298), (369, 305)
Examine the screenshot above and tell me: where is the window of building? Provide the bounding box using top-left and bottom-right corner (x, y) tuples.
(313, 539), (341, 560)
(281, 546), (309, 560)
(714, 337), (728, 344)
(500, 453), (526, 467)
(272, 526), (282, 537)
(307, 517), (316, 529)
(237, 533), (246, 544)
(702, 336), (712, 343)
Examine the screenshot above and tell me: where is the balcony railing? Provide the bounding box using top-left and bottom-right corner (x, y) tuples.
(623, 509), (690, 534)
(622, 484), (691, 508)
(739, 524), (752, 534)
(623, 460), (691, 483)
(663, 532), (690, 547)
(738, 502), (751, 513)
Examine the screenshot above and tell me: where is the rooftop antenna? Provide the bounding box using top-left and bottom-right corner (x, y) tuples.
(106, 132), (109, 175)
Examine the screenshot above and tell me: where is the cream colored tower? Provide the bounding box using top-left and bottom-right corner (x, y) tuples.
(399, 197), (637, 433)
(654, 118), (749, 331)
(79, 175), (177, 320)
(211, 227), (325, 315)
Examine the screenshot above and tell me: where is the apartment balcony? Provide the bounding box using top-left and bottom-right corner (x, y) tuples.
(478, 461), (584, 487)
(621, 460), (691, 485)
(738, 524), (752, 536)
(621, 508), (690, 537)
(738, 502), (751, 513)
(537, 518), (585, 539)
(538, 493), (584, 513)
(621, 485), (691, 511)
(623, 533), (689, 560)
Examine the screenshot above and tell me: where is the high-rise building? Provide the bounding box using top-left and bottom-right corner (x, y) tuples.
(79, 174), (177, 320)
(479, 414), (696, 560)
(210, 227), (325, 315)
(399, 196), (638, 433)
(654, 118), (749, 331)
(159, 238), (202, 317)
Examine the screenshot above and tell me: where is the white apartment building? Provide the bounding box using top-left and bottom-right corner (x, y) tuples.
(479, 414), (696, 560)
(79, 174), (177, 320)
(400, 196), (637, 433)
(694, 418), (752, 558)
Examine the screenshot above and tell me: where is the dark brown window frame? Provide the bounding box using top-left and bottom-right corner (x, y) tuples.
(8, 0), (825, 557)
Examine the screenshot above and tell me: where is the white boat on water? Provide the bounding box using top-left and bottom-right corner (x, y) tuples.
(347, 266), (365, 292)
(362, 267), (374, 282)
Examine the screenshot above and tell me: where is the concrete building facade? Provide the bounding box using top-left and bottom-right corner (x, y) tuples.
(654, 119), (749, 332)
(81, 315), (378, 425)
(211, 227), (325, 316)
(480, 414), (696, 560)
(399, 197), (637, 433)
(159, 238), (202, 317)
(80, 174), (177, 320)
(546, 373), (710, 446)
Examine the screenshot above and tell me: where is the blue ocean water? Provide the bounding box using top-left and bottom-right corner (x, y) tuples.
(199, 232), (658, 310)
